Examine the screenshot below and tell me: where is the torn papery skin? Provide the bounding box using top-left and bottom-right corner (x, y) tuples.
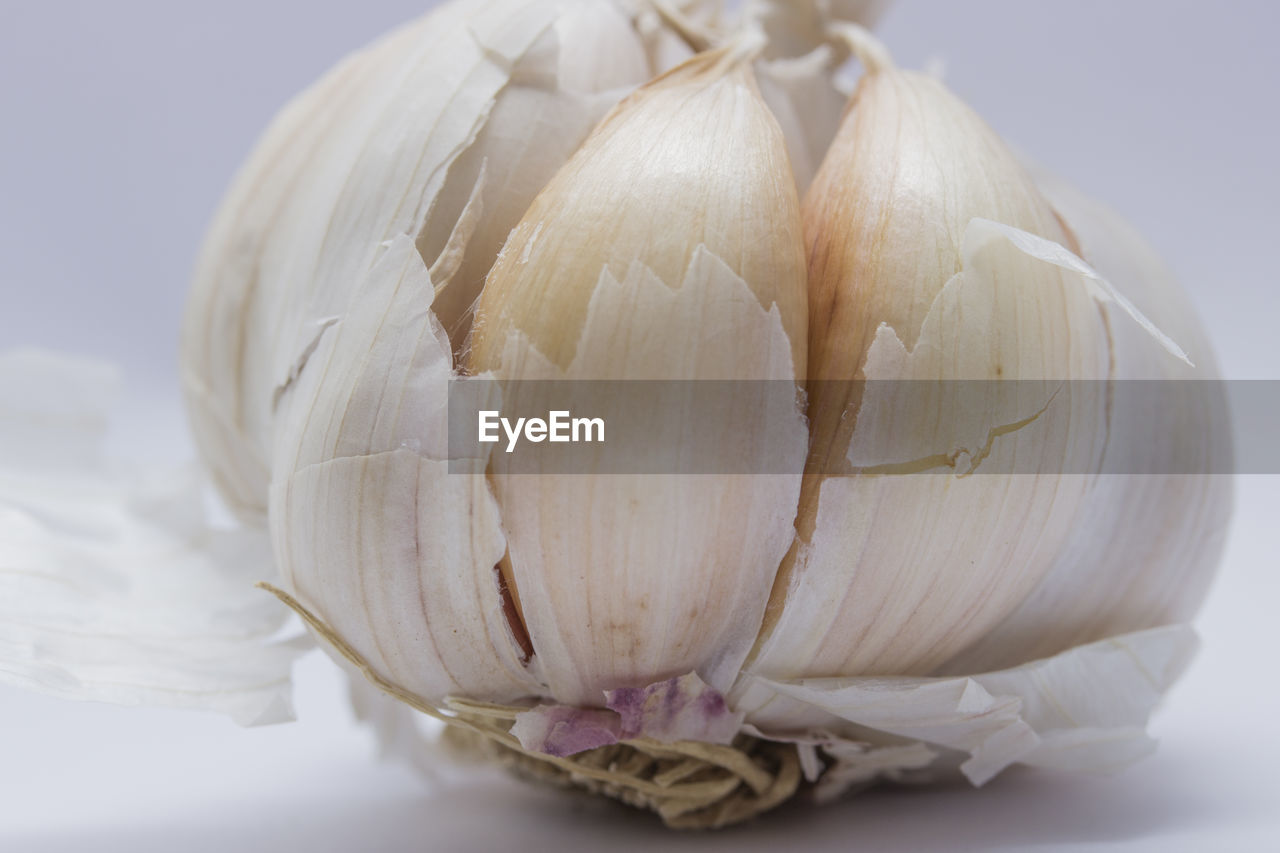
(182, 0), (655, 522)
(0, 350), (307, 726)
(733, 624), (1198, 787)
(268, 236), (546, 705)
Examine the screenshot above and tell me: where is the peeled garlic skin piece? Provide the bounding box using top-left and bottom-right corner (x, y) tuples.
(468, 50), (810, 706)
(934, 175), (1233, 675)
(180, 0), (650, 523)
(749, 68), (1114, 682)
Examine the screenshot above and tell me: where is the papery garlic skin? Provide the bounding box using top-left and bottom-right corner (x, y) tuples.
(467, 46), (810, 706)
(748, 67), (1116, 681)
(181, 0), (650, 524)
(267, 236), (545, 702)
(183, 0), (659, 703)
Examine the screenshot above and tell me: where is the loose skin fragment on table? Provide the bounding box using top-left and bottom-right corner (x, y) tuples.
(0, 350), (305, 726)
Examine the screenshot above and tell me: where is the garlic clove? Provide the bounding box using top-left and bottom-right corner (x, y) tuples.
(470, 42), (808, 376)
(749, 60), (1116, 681)
(800, 67), (1079, 389)
(934, 172), (1234, 674)
(467, 44), (810, 706)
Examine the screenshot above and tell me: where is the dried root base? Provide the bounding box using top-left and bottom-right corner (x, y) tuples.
(259, 582), (804, 828)
(444, 712), (803, 829)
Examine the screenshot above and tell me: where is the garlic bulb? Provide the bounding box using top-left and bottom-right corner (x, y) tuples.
(171, 0), (1229, 828)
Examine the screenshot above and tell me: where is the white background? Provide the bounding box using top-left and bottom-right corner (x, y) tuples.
(2, 1), (1278, 850)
